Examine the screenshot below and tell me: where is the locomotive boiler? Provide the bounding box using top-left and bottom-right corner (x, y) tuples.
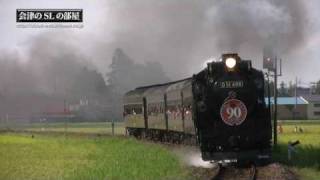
(123, 53), (272, 163)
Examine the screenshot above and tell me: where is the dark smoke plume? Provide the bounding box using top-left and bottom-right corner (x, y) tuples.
(0, 32), (170, 120)
(95, 0), (309, 78)
(0, 0), (313, 120)
(208, 0), (307, 53)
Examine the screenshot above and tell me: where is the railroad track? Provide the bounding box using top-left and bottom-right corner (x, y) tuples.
(213, 163), (257, 180)
(138, 136), (260, 180)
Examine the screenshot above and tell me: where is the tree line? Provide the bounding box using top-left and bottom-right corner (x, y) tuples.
(0, 47), (169, 122)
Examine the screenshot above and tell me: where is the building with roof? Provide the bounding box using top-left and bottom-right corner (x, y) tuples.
(265, 97), (309, 119)
(301, 95), (320, 119)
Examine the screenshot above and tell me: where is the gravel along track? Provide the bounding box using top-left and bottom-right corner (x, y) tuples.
(162, 144), (297, 180)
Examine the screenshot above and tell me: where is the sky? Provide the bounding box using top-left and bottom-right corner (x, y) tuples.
(0, 0), (320, 86)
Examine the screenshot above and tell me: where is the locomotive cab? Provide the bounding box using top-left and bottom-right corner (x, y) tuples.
(192, 53), (272, 164)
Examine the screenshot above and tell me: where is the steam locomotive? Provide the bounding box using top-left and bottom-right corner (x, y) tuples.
(123, 53), (272, 163)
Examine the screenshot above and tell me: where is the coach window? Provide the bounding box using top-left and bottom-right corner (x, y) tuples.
(133, 107), (142, 114)
(160, 102), (164, 113)
(124, 105), (142, 115)
(184, 105), (192, 115)
(314, 111), (320, 116)
(166, 100), (182, 120)
(148, 104), (156, 115)
(148, 103), (164, 115)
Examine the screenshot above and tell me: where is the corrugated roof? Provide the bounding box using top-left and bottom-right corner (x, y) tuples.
(265, 97), (308, 105)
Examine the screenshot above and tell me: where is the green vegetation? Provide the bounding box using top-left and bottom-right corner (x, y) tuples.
(1, 120), (320, 179)
(273, 120), (320, 180)
(0, 133), (185, 180)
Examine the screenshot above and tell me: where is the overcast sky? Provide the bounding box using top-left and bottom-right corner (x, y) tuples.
(1, 0), (320, 86)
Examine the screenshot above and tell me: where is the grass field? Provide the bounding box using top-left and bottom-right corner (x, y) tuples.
(1, 120), (320, 179)
(0, 133), (186, 180)
(0, 122), (125, 135)
(274, 120), (320, 180)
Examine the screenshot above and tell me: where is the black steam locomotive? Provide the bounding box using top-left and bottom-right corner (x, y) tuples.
(124, 53), (272, 163)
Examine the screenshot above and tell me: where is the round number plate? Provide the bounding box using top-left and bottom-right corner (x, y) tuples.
(220, 99), (247, 126)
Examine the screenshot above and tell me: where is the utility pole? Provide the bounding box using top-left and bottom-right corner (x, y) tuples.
(294, 77), (298, 119)
(263, 48), (282, 146)
(6, 114), (9, 129)
(266, 71), (271, 119)
(112, 118), (114, 136)
(273, 57), (278, 146)
(273, 57), (282, 146)
(64, 99), (68, 137)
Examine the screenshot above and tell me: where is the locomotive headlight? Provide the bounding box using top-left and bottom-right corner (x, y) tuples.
(225, 58), (236, 69)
